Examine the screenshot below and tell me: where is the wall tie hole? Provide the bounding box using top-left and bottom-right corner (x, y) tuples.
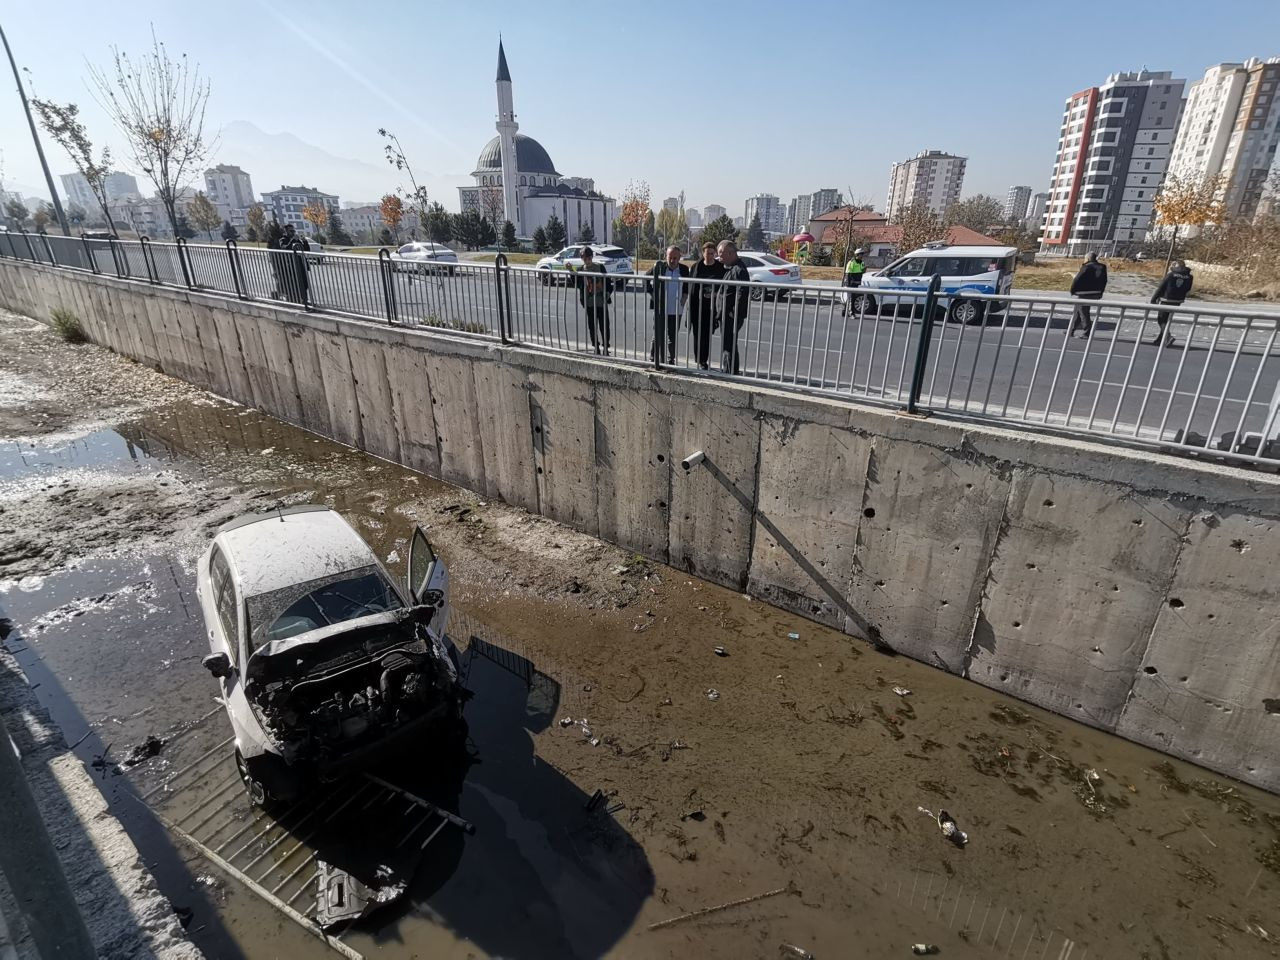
(1043, 499), (1055, 508)
(1143, 666), (1158, 675)
(1168, 598), (1185, 609)
(863, 507), (876, 519)
(656, 454), (665, 463)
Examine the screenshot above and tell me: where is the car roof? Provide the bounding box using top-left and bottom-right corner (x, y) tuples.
(216, 505), (379, 599)
(903, 245), (1018, 258)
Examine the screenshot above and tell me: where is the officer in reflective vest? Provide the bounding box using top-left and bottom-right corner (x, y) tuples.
(841, 248), (867, 315)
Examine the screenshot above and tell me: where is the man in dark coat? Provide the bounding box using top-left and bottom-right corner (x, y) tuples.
(647, 245), (690, 364)
(574, 246), (612, 355)
(688, 241), (725, 369)
(1069, 252), (1107, 338)
(1150, 260), (1194, 347)
(716, 240), (751, 375)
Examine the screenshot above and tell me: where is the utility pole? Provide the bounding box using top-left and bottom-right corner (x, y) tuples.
(0, 21), (70, 235)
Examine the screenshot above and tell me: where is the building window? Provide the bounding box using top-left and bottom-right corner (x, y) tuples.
(520, 175), (526, 186)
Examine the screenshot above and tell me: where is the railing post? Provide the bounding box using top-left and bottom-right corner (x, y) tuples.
(494, 252), (509, 344)
(81, 235), (100, 274)
(175, 237), (194, 288)
(378, 248), (398, 324)
(107, 236), (126, 278)
(226, 239), (246, 299)
(906, 273), (942, 415)
(41, 234), (56, 266)
(22, 232), (37, 262)
(139, 236), (159, 284)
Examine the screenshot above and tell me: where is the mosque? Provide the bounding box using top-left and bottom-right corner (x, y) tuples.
(458, 42), (614, 245)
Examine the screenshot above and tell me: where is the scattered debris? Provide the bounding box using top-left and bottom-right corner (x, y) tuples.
(918, 806), (968, 846)
(559, 716), (574, 727)
(892, 686), (912, 697)
(123, 734), (167, 767)
(670, 739), (688, 751)
(659, 697), (672, 706)
(584, 789), (606, 812)
(911, 945), (939, 955)
(780, 944), (814, 959)
(315, 861), (407, 930)
(714, 646), (728, 657)
(705, 689), (720, 701)
(648, 883), (794, 930)
(787, 632), (800, 640)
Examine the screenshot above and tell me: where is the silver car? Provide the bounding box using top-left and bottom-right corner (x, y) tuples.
(197, 505), (460, 805)
(390, 241), (459, 276)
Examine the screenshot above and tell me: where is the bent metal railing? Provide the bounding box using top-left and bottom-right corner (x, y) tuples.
(2, 230), (1279, 468)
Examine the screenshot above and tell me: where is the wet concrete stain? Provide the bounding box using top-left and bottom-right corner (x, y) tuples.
(3, 311), (1280, 958)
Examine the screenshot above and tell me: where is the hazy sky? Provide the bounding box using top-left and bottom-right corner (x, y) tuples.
(2, 1), (1278, 216)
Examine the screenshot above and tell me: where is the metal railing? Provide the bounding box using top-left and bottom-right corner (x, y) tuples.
(2, 231), (1279, 468)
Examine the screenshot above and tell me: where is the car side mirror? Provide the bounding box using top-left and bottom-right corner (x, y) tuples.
(202, 652), (233, 679)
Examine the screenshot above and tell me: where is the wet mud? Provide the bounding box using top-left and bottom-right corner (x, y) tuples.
(2, 308), (1279, 958)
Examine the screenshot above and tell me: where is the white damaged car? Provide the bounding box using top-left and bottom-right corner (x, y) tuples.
(197, 505), (462, 805)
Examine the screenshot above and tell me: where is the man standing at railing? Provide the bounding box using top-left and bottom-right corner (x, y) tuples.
(1149, 260), (1193, 348)
(574, 246), (611, 356)
(647, 245), (689, 364)
(689, 241), (725, 369)
(1069, 251), (1107, 339)
(717, 240), (751, 375)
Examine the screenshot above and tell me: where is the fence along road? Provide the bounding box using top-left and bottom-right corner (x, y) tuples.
(5, 231), (1280, 469)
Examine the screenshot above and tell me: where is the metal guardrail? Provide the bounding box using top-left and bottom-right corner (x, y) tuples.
(2, 231), (1279, 468)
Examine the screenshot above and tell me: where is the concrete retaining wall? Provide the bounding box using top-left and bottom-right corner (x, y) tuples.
(4, 261), (1279, 792)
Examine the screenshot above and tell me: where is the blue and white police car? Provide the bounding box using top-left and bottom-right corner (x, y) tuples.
(852, 242), (1019, 324)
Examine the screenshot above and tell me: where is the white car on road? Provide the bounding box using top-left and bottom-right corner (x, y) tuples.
(197, 505), (462, 805)
(390, 241), (459, 276)
(535, 244), (633, 287)
(735, 251), (802, 300)
(855, 243), (1019, 323)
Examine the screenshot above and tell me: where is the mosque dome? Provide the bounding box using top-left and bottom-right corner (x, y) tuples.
(474, 133), (560, 176)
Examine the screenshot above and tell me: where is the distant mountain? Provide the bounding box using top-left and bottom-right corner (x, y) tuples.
(212, 121), (471, 210)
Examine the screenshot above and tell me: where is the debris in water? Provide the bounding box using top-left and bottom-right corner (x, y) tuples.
(584, 789), (606, 812)
(918, 806), (968, 846)
(911, 946), (939, 955)
(780, 944), (814, 958)
(705, 689), (720, 701)
(787, 631), (800, 640)
(315, 861), (407, 930)
(122, 734), (166, 767)
(670, 739), (688, 750)
(559, 716), (574, 727)
(714, 646), (728, 657)
(648, 884), (793, 930)
(892, 686), (912, 697)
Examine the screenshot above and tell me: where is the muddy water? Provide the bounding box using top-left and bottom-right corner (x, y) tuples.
(2, 313), (1279, 959)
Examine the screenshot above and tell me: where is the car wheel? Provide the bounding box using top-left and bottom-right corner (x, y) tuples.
(848, 293), (876, 315)
(948, 299), (985, 325)
(235, 748), (268, 807)
(750, 283), (764, 301)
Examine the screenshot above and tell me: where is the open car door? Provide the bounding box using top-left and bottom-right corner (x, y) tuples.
(407, 526), (450, 632)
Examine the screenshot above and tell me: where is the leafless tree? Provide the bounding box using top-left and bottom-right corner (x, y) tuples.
(30, 99), (117, 233)
(88, 31), (213, 237)
(479, 183), (505, 226)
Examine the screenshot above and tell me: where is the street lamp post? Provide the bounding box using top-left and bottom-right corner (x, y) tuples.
(0, 22), (70, 235)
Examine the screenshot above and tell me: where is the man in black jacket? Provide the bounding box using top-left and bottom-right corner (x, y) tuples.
(1069, 252), (1107, 338)
(716, 240), (751, 374)
(647, 245), (690, 364)
(1150, 260), (1193, 347)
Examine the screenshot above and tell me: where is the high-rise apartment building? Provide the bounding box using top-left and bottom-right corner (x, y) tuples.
(260, 185), (341, 235)
(885, 150), (966, 219)
(685, 207), (703, 229)
(58, 171), (140, 211)
(204, 164), (256, 226)
(1040, 69), (1185, 255)
(662, 196), (680, 212)
(809, 188), (843, 217)
(1004, 185), (1032, 222)
(1025, 192), (1050, 229)
(787, 194), (812, 235)
(703, 204), (726, 224)
(744, 193), (785, 233)
(1167, 58), (1280, 223)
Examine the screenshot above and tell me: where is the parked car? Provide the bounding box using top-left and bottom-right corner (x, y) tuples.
(302, 238), (325, 265)
(390, 241), (459, 276)
(197, 505), (462, 805)
(854, 243), (1019, 323)
(734, 251), (802, 300)
(534, 244), (633, 288)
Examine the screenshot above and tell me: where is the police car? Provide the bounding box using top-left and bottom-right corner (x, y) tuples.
(535, 244), (633, 287)
(852, 243), (1019, 323)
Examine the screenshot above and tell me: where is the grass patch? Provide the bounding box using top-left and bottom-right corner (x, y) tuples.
(462, 251), (544, 265)
(49, 307), (87, 343)
(420, 315), (489, 334)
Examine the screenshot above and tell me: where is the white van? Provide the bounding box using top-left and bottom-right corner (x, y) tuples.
(855, 243), (1019, 323)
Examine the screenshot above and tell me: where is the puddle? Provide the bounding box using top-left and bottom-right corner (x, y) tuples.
(0, 428), (167, 480)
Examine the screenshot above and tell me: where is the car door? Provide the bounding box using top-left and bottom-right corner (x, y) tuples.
(885, 256), (933, 292)
(407, 526), (450, 633)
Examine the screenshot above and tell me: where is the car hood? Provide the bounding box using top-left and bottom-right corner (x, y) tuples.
(244, 605), (438, 686)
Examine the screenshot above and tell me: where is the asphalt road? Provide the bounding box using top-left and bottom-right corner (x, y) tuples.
(83, 246), (1280, 458)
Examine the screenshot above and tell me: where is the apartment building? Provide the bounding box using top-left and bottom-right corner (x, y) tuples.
(1167, 57), (1280, 223)
(787, 194), (812, 235)
(744, 193), (785, 233)
(809, 188), (843, 217)
(703, 204), (726, 224)
(885, 150), (966, 219)
(1040, 70), (1186, 255)
(1004, 185), (1032, 222)
(1025, 191), (1050, 229)
(204, 164), (256, 227)
(685, 207), (703, 230)
(58, 171), (140, 212)
(260, 185), (340, 236)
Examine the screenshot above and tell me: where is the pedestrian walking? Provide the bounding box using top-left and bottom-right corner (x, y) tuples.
(647, 245), (690, 364)
(689, 241), (725, 369)
(841, 247), (867, 316)
(278, 224), (310, 305)
(717, 240), (751, 375)
(1149, 260), (1193, 347)
(574, 246), (611, 355)
(1069, 251), (1107, 338)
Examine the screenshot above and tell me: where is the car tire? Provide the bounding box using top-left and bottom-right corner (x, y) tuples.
(750, 283), (764, 302)
(848, 292), (876, 315)
(948, 299), (985, 325)
(235, 748), (268, 807)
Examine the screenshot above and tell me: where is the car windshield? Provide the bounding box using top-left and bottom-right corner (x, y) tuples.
(245, 564), (402, 654)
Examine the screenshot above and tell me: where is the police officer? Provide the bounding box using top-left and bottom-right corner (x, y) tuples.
(841, 247), (867, 315)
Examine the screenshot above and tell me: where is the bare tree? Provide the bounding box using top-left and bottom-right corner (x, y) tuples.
(30, 99), (117, 233)
(89, 31), (213, 237)
(378, 128), (430, 226)
(479, 183), (505, 226)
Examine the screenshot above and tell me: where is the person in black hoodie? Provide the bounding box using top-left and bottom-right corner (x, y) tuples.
(1069, 252), (1107, 338)
(716, 240), (752, 374)
(1149, 260), (1193, 347)
(688, 241), (725, 369)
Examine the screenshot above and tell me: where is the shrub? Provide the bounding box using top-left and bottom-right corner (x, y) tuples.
(49, 307), (87, 343)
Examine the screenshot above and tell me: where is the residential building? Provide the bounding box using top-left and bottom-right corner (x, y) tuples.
(703, 204), (726, 224)
(1025, 191), (1050, 229)
(662, 196), (680, 212)
(685, 207), (703, 230)
(59, 170), (140, 212)
(732, 216), (745, 229)
(885, 150), (966, 219)
(806, 207), (999, 266)
(809, 188), (843, 217)
(787, 194), (812, 235)
(1004, 185), (1032, 222)
(744, 193), (785, 233)
(343, 204), (422, 243)
(1040, 69), (1186, 256)
(107, 188), (198, 239)
(204, 164), (256, 227)
(1167, 58), (1280, 224)
(260, 185), (341, 236)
